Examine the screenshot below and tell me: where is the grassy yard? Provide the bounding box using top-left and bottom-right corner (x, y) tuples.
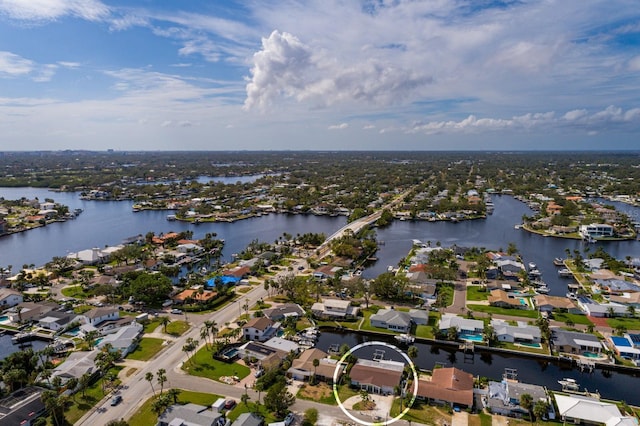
(607, 316), (640, 331)
(126, 337), (166, 361)
(143, 319), (162, 333)
(183, 347), (250, 381)
(166, 320), (190, 336)
(389, 399), (452, 425)
(227, 401), (278, 423)
(415, 324), (436, 339)
(61, 285), (88, 299)
(128, 389), (223, 426)
(467, 286), (489, 301)
(297, 382), (360, 406)
(64, 367), (122, 424)
(467, 304), (539, 319)
(552, 312), (593, 326)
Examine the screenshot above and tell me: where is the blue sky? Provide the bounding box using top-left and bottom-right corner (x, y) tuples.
(1, 0), (640, 151)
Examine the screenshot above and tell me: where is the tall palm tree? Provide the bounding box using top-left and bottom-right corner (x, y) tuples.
(159, 316), (170, 333)
(156, 368), (167, 395)
(145, 372), (156, 396)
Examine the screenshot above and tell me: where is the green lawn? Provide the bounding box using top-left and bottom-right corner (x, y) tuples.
(415, 324), (435, 339)
(183, 347), (250, 381)
(128, 389), (223, 426)
(607, 316), (640, 331)
(61, 285), (89, 299)
(64, 367), (122, 424)
(166, 320), (190, 336)
(466, 286), (489, 301)
(143, 319), (162, 333)
(126, 337), (166, 361)
(467, 304), (539, 319)
(227, 401), (278, 423)
(552, 312), (593, 326)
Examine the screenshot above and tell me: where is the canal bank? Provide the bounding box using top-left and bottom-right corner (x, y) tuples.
(315, 327), (640, 406)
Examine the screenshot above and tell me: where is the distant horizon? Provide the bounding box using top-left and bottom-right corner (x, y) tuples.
(2, 149), (640, 154)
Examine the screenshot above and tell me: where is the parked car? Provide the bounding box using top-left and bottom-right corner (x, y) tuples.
(111, 395), (123, 406)
(284, 413), (295, 425)
(224, 399), (236, 410)
(171, 308), (183, 314)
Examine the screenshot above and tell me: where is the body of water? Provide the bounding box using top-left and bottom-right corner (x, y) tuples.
(0, 333), (48, 360)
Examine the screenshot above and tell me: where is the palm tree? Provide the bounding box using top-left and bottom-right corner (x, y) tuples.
(157, 368), (167, 395)
(167, 388), (181, 404)
(145, 372), (156, 396)
(159, 316), (170, 333)
(312, 358), (320, 383)
(407, 345), (418, 361)
(627, 305), (636, 318)
(79, 372), (92, 398)
(520, 393), (533, 421)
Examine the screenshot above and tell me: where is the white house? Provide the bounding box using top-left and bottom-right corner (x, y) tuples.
(579, 223), (615, 240)
(370, 309), (412, 332)
(51, 351), (99, 384)
(311, 299), (359, 320)
(491, 319), (541, 344)
(80, 307), (119, 326)
(96, 323), (143, 357)
(0, 288), (23, 309)
(438, 313), (484, 335)
(555, 394), (636, 426)
(242, 317), (279, 342)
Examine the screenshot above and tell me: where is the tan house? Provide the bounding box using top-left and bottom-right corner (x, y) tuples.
(416, 367), (474, 408)
(488, 289), (527, 309)
(350, 359), (404, 395)
(534, 294), (581, 314)
(287, 348), (345, 382)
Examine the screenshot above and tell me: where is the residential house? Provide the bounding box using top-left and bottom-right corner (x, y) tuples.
(610, 292), (640, 308)
(262, 303), (305, 321)
(0, 386), (46, 426)
(78, 307), (134, 336)
(172, 288), (218, 304)
(486, 380), (548, 418)
(533, 295), (582, 314)
(370, 309), (412, 332)
(67, 247), (109, 265)
(349, 359), (405, 395)
(232, 412), (264, 426)
(495, 258), (525, 281)
(488, 289), (529, 309)
(595, 278), (640, 295)
(438, 314), (484, 336)
(157, 403), (225, 426)
(313, 265), (342, 280)
(80, 306), (119, 326)
(416, 367), (474, 408)
(237, 341), (288, 368)
(38, 311), (76, 332)
(287, 348), (345, 383)
(51, 351), (99, 385)
(551, 329), (603, 356)
(242, 317), (280, 342)
(8, 301), (58, 323)
(0, 288), (23, 309)
(262, 337), (300, 355)
(578, 299), (628, 317)
(491, 319), (541, 344)
(579, 223), (615, 240)
(555, 394), (637, 426)
(311, 299), (359, 320)
(96, 323), (143, 357)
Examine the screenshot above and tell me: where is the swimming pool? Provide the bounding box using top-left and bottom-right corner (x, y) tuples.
(582, 351), (602, 358)
(221, 348), (239, 360)
(517, 342), (542, 349)
(519, 298), (527, 306)
(459, 333), (484, 342)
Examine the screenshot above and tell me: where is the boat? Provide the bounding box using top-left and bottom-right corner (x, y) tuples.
(566, 292), (577, 300)
(514, 224), (521, 229)
(166, 214), (176, 221)
(528, 269), (542, 278)
(535, 286), (550, 294)
(394, 333), (415, 345)
(558, 268), (573, 277)
(558, 378), (580, 391)
(553, 257), (565, 266)
(528, 262), (537, 270)
(11, 332), (34, 344)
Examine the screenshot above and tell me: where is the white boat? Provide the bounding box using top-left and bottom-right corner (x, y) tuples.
(558, 378), (579, 391)
(528, 269), (542, 278)
(553, 257), (565, 266)
(535, 286), (550, 294)
(558, 268), (573, 277)
(528, 262), (537, 270)
(394, 334), (415, 345)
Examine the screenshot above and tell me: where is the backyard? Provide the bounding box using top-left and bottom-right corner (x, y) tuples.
(183, 346), (251, 381)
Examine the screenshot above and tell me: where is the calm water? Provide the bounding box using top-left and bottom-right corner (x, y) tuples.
(0, 333), (48, 360)
(316, 330), (640, 405)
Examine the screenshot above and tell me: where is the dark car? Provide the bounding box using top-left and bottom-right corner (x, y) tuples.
(110, 395), (123, 406)
(224, 399), (236, 410)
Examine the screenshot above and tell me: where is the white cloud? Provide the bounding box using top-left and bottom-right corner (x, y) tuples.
(0, 0), (109, 22)
(244, 30), (432, 111)
(0, 51), (33, 76)
(363, 124), (375, 130)
(328, 123), (348, 130)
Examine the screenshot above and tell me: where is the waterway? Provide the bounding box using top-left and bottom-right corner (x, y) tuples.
(316, 329), (640, 405)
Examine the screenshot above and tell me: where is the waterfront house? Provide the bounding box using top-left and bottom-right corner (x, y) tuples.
(79, 306), (119, 326)
(594, 278), (640, 295)
(491, 319), (541, 344)
(488, 289), (529, 309)
(416, 367), (474, 408)
(311, 299), (359, 320)
(349, 359), (405, 395)
(78, 307), (134, 336)
(262, 336), (299, 354)
(579, 223), (615, 240)
(0, 287), (23, 309)
(609, 292), (640, 308)
(37, 311), (76, 332)
(172, 288), (218, 304)
(370, 309), (412, 332)
(0, 386), (46, 426)
(607, 334), (640, 364)
(96, 323), (143, 357)
(262, 303), (305, 321)
(287, 348), (345, 382)
(577, 298), (628, 317)
(551, 328), (603, 355)
(495, 259), (526, 281)
(237, 341), (288, 367)
(157, 403), (225, 426)
(51, 351), (99, 384)
(554, 394), (636, 426)
(485, 380), (548, 418)
(242, 317), (280, 342)
(438, 314), (484, 336)
(8, 301), (58, 323)
(533, 294), (582, 314)
(67, 247), (109, 265)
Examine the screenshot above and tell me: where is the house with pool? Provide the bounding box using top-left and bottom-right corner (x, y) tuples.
(438, 314), (484, 341)
(551, 329), (604, 357)
(488, 289), (531, 310)
(607, 334), (640, 365)
(491, 319), (541, 346)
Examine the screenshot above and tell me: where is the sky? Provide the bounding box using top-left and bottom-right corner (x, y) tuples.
(1, 0), (640, 151)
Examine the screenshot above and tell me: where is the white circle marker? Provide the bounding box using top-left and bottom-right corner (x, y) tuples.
(332, 341), (419, 425)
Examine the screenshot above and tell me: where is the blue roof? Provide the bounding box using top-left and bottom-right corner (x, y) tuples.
(611, 336), (632, 347)
(629, 334), (640, 345)
(207, 276), (241, 287)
